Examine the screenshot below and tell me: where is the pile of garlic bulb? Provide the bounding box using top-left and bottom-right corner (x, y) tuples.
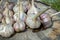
(0, 0), (59, 37)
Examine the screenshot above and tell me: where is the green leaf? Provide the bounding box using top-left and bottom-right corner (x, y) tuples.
(40, 0), (60, 11)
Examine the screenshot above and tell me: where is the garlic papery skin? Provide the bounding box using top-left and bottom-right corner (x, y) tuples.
(13, 0), (21, 13)
(13, 0), (26, 22)
(27, 0), (38, 15)
(13, 5), (19, 14)
(13, 13), (19, 21)
(5, 16), (14, 25)
(0, 24), (14, 37)
(3, 8), (14, 25)
(13, 0), (26, 32)
(13, 21), (25, 32)
(27, 5), (38, 15)
(0, 13), (3, 22)
(26, 16), (41, 29)
(40, 13), (52, 28)
(9, 10), (14, 18)
(0, 18), (14, 37)
(22, 0), (31, 12)
(19, 12), (26, 22)
(3, 2), (14, 25)
(26, 0), (41, 29)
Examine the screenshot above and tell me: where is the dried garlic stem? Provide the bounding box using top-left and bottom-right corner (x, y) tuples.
(33, 8), (50, 20)
(51, 12), (60, 17)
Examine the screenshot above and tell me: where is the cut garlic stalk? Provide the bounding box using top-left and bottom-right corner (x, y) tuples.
(51, 12), (60, 17)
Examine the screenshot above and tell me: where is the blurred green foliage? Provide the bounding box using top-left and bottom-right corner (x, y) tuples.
(40, 0), (60, 11)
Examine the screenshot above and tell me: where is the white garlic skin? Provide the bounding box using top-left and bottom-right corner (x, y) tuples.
(13, 13), (19, 21)
(19, 12), (26, 22)
(13, 12), (26, 22)
(13, 5), (19, 13)
(27, 6), (38, 15)
(5, 17), (14, 25)
(26, 16), (41, 29)
(0, 24), (14, 37)
(3, 7), (14, 25)
(9, 10), (14, 18)
(22, 1), (31, 12)
(13, 21), (25, 32)
(26, 4), (41, 29)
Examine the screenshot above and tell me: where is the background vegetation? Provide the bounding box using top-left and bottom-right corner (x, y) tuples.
(40, 0), (60, 11)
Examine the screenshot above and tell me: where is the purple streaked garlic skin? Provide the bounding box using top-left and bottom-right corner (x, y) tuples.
(40, 13), (52, 28)
(13, 21), (25, 32)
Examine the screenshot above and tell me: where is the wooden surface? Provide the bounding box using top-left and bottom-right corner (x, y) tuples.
(0, 0), (60, 40)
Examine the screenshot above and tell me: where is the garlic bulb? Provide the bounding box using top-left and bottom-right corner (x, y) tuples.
(40, 13), (52, 28)
(13, 0), (26, 22)
(27, 0), (38, 15)
(13, 0), (26, 32)
(13, 20), (25, 32)
(0, 24), (14, 37)
(3, 2), (14, 25)
(0, 18), (14, 37)
(26, 17), (41, 28)
(3, 2), (14, 17)
(26, 0), (41, 29)
(40, 12), (60, 28)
